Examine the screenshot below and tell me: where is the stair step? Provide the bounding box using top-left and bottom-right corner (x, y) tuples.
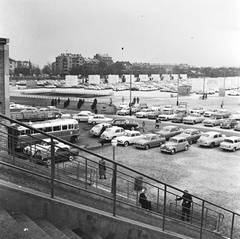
(54, 223), (83, 239)
(34, 218), (70, 239)
(0, 208), (32, 239)
(12, 213), (52, 239)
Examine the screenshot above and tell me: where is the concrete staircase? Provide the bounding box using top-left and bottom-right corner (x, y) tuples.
(0, 207), (83, 239)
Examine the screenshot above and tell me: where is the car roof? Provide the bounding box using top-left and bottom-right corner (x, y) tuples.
(145, 133), (158, 137)
(171, 135), (187, 140)
(225, 136), (240, 140)
(162, 125), (178, 129)
(202, 131), (220, 135)
(183, 128), (199, 132)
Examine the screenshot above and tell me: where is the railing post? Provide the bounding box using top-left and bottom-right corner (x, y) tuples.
(162, 185), (167, 231)
(205, 208), (208, 229)
(50, 138), (55, 198)
(157, 188), (160, 212)
(112, 163), (117, 217)
(230, 212), (235, 239)
(12, 129), (15, 164)
(200, 200), (205, 239)
(85, 158), (88, 189)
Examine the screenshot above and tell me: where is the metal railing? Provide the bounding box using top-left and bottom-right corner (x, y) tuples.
(0, 113), (239, 239)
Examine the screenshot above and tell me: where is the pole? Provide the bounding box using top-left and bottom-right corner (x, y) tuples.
(130, 71), (132, 116)
(176, 76), (179, 106)
(202, 76), (205, 99)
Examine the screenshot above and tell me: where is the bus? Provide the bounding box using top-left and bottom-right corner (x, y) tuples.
(8, 118), (80, 152)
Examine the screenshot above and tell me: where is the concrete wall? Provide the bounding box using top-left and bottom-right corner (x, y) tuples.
(0, 182), (186, 239)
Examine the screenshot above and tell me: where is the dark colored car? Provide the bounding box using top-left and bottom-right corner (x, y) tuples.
(156, 125), (183, 141)
(34, 147), (79, 166)
(177, 128), (202, 144)
(220, 118), (238, 129)
(171, 112), (187, 123)
(111, 118), (139, 130)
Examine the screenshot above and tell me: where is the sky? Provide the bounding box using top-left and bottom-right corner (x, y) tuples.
(1, 0), (240, 68)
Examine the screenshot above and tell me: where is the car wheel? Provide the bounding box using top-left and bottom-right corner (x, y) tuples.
(69, 155), (74, 161)
(171, 149), (176, 155)
(124, 141), (129, 147)
(185, 145), (189, 151)
(92, 121), (96, 125)
(210, 143), (215, 148)
(145, 144), (150, 150)
(46, 159), (51, 166)
(232, 147), (236, 152)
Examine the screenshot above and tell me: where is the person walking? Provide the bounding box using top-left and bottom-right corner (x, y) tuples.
(139, 187), (152, 210)
(176, 190), (193, 222)
(155, 118), (160, 129)
(221, 101), (224, 108)
(99, 158), (107, 179)
(142, 121), (146, 134)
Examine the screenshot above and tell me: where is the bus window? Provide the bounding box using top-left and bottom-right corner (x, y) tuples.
(62, 125), (67, 130)
(53, 126), (61, 131)
(45, 127), (52, 132)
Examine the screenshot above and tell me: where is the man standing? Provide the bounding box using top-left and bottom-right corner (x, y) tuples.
(142, 121), (146, 134)
(221, 101), (224, 108)
(99, 158), (107, 179)
(176, 190), (193, 222)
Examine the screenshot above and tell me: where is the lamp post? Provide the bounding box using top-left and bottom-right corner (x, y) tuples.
(130, 70), (132, 116)
(111, 138), (118, 216)
(176, 76), (180, 106)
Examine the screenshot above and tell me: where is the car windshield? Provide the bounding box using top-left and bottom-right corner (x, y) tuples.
(162, 128), (170, 132)
(224, 139), (234, 143)
(169, 138), (178, 143)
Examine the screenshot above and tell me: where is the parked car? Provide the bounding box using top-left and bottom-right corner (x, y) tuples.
(183, 113), (205, 124)
(160, 136), (190, 154)
(228, 90), (240, 96)
(100, 126), (125, 141)
(213, 110), (231, 118)
(156, 125), (183, 140)
(87, 114), (113, 125)
(133, 133), (166, 150)
(116, 130), (144, 147)
(23, 138), (71, 156)
(197, 131), (226, 148)
(231, 111), (240, 120)
(118, 102), (128, 110)
(20, 107), (39, 113)
(234, 123), (240, 131)
(220, 136), (240, 152)
(117, 107), (130, 116)
(135, 109), (153, 118)
(204, 109), (218, 117)
(220, 118), (238, 129)
(158, 110), (176, 121)
(89, 123), (112, 137)
(189, 107), (204, 115)
(178, 128), (202, 144)
(171, 112), (188, 123)
(147, 110), (162, 120)
(111, 118), (139, 130)
(203, 115), (225, 127)
(73, 111), (94, 122)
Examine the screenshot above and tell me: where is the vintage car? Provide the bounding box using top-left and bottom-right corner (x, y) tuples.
(89, 123), (112, 137)
(220, 118), (238, 129)
(34, 147), (78, 166)
(213, 110), (231, 118)
(133, 133), (166, 150)
(182, 113), (204, 124)
(171, 112), (188, 123)
(116, 130), (144, 147)
(158, 110), (176, 121)
(111, 118), (139, 130)
(135, 108), (153, 118)
(197, 131), (226, 148)
(234, 123), (240, 131)
(100, 126), (125, 141)
(23, 138), (71, 156)
(118, 102), (128, 110)
(220, 136), (240, 152)
(188, 107), (205, 115)
(147, 110), (162, 119)
(230, 111), (240, 120)
(178, 128), (202, 144)
(20, 107), (39, 113)
(156, 125), (183, 140)
(73, 111), (94, 122)
(228, 90), (240, 96)
(87, 114), (113, 125)
(203, 115), (225, 127)
(204, 109), (218, 117)
(160, 135), (190, 154)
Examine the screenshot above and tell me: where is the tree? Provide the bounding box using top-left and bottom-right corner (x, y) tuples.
(42, 63), (52, 75)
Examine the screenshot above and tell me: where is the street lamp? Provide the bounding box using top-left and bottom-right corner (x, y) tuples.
(176, 76), (180, 106)
(111, 138), (118, 216)
(129, 70), (132, 116)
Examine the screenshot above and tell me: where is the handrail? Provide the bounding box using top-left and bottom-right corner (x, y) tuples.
(0, 112), (239, 239)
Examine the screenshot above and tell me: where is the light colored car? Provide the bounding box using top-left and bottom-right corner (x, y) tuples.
(183, 113), (205, 124)
(160, 135), (190, 154)
(204, 109), (218, 117)
(73, 111), (94, 122)
(156, 125), (183, 140)
(116, 130), (144, 147)
(20, 106), (39, 113)
(117, 107), (131, 116)
(87, 114), (113, 125)
(133, 133), (166, 150)
(213, 110), (231, 118)
(220, 136), (240, 152)
(118, 102), (128, 110)
(135, 108), (153, 118)
(189, 107), (205, 115)
(89, 123), (112, 137)
(158, 110), (176, 121)
(197, 131), (226, 148)
(178, 128), (202, 144)
(228, 90), (240, 96)
(203, 115), (225, 127)
(23, 138), (71, 156)
(231, 111), (240, 120)
(100, 126), (125, 141)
